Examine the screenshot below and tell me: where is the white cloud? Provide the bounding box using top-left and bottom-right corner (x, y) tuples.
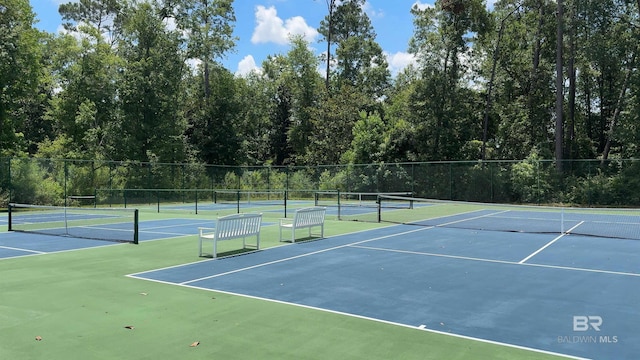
(363, 1), (384, 18)
(386, 51), (417, 75)
(251, 5), (318, 45)
(412, 1), (434, 11)
(236, 55), (261, 77)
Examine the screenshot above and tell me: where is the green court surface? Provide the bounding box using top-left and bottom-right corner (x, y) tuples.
(0, 210), (571, 359)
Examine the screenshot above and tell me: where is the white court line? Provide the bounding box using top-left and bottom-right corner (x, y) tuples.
(126, 224), (406, 277)
(0, 245), (46, 254)
(131, 267), (587, 360)
(141, 220), (214, 231)
(180, 226), (431, 285)
(124, 224), (601, 360)
(0, 240), (124, 261)
(351, 243), (640, 278)
(518, 221), (584, 264)
(435, 210), (509, 227)
(180, 217), (640, 285)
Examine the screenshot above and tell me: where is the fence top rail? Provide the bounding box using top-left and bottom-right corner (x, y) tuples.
(95, 188), (288, 192)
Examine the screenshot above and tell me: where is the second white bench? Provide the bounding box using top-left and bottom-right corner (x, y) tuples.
(279, 207), (326, 243)
(199, 213), (262, 258)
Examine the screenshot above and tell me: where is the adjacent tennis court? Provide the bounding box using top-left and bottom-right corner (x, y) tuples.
(2, 195), (639, 359)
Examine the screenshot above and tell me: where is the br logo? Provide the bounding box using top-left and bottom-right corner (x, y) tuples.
(573, 316), (602, 331)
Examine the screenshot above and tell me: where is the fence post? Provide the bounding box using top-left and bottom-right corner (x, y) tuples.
(64, 160), (68, 207)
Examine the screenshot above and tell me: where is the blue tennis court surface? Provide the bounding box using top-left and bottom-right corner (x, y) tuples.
(130, 224), (640, 360)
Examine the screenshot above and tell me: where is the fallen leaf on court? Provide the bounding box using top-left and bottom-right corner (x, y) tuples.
(139, 292), (148, 296)
(124, 325), (135, 330)
(190, 341), (200, 347)
(35, 336), (42, 341)
(440, 322), (445, 326)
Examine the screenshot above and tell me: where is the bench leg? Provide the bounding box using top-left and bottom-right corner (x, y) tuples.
(213, 239), (217, 259)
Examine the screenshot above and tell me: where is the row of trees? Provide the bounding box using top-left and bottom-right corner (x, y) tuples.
(1, 0), (639, 171)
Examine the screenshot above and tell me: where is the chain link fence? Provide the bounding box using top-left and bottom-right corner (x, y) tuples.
(1, 157), (639, 207)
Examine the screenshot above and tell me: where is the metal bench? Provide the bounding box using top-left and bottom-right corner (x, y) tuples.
(199, 213), (262, 258)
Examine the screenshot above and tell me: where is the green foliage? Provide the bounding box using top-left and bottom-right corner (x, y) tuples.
(306, 86), (367, 165)
(610, 161), (640, 205)
(0, 0), (43, 156)
(117, 1), (187, 163)
(318, 169), (345, 191)
(3, 0), (640, 211)
(186, 64), (242, 165)
(9, 159), (64, 205)
(319, 0), (390, 100)
(286, 170), (315, 190)
(509, 151), (552, 203)
(342, 112), (386, 164)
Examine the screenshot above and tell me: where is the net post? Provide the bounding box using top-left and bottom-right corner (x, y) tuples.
(7, 203), (12, 231)
(157, 190), (160, 213)
(236, 190), (240, 214)
(195, 189), (198, 215)
(284, 190), (288, 218)
(377, 196), (382, 223)
(133, 209), (139, 244)
(64, 205), (69, 235)
(337, 190), (341, 220)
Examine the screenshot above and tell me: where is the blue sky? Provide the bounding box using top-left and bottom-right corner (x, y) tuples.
(29, 0), (451, 76)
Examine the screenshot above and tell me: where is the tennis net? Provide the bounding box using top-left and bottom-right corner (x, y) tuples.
(313, 191), (412, 221)
(375, 195), (640, 240)
(94, 188), (286, 214)
(214, 190), (286, 206)
(315, 191), (412, 208)
(8, 203), (139, 244)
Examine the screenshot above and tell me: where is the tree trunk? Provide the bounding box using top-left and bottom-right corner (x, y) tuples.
(567, 0), (576, 159)
(482, 4), (521, 160)
(528, 2), (544, 144)
(555, 0), (564, 172)
(601, 52), (636, 162)
(325, 0), (335, 90)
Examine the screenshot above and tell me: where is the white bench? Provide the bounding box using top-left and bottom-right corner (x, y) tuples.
(199, 213), (262, 258)
(279, 207), (326, 243)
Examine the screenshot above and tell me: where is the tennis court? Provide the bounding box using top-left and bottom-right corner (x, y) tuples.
(2, 196), (639, 359)
(0, 215), (273, 259)
(128, 204), (640, 360)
